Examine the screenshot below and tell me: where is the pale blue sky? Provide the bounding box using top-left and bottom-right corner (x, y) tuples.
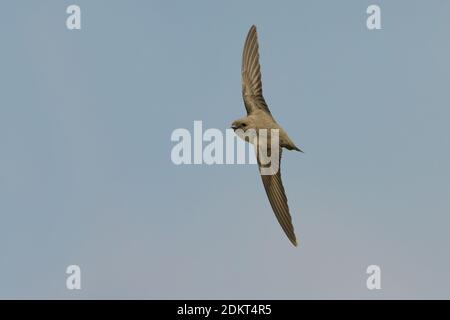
(1, 0), (450, 299)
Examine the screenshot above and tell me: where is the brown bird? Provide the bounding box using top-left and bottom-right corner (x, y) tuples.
(231, 25), (303, 246)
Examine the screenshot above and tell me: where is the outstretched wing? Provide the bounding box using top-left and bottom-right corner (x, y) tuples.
(258, 149), (297, 246)
(241, 25), (272, 115)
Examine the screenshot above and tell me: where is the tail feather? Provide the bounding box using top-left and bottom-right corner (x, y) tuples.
(294, 146), (304, 153)
(286, 144), (304, 153)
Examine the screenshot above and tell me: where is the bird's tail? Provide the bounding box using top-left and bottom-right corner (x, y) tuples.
(282, 133), (303, 153)
(286, 144), (304, 153)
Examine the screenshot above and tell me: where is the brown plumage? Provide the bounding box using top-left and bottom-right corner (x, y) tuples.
(232, 25), (302, 246)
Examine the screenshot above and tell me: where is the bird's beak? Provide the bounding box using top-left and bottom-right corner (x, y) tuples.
(231, 125), (238, 131)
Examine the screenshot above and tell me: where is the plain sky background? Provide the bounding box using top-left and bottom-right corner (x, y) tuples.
(1, 0), (450, 299)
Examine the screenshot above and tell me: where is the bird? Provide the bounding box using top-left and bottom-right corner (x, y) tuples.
(231, 25), (303, 247)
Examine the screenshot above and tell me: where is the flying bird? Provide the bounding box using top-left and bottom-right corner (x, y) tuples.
(231, 25), (303, 246)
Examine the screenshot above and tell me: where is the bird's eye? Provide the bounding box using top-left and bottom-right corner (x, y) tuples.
(242, 123), (247, 127)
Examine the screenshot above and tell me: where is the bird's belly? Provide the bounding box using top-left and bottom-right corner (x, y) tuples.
(235, 130), (257, 145)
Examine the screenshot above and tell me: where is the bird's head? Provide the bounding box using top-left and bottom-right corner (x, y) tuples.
(231, 119), (250, 132)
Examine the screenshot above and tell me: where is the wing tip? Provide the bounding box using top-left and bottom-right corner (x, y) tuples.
(249, 25), (257, 35)
(291, 238), (298, 247)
